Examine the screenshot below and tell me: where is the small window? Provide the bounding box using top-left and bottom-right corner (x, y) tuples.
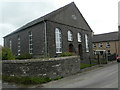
(107, 50), (111, 55)
(99, 43), (103, 48)
(77, 33), (81, 42)
(106, 42), (110, 48)
(93, 43), (96, 48)
(94, 51), (96, 55)
(68, 30), (73, 41)
(55, 28), (62, 53)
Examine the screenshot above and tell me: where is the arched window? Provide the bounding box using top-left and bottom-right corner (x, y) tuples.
(55, 28), (62, 53)
(77, 33), (81, 42)
(68, 30), (73, 41)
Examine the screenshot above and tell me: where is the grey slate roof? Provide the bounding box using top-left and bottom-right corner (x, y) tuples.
(93, 31), (118, 42)
(4, 2), (92, 38)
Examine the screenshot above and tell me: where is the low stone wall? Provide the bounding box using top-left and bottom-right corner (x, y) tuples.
(2, 56), (80, 79)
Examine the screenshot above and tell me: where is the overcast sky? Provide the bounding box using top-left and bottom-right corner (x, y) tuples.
(0, 0), (119, 46)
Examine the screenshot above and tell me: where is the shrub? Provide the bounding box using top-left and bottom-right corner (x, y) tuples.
(2, 76), (52, 85)
(16, 53), (32, 60)
(2, 75), (64, 85)
(2, 47), (15, 60)
(60, 52), (75, 57)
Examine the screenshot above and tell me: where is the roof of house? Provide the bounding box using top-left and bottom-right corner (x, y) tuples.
(93, 31), (118, 42)
(4, 2), (92, 38)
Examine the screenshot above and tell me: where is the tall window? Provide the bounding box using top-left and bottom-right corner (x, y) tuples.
(68, 30), (73, 41)
(17, 35), (21, 55)
(29, 31), (33, 54)
(55, 28), (62, 53)
(9, 39), (12, 50)
(85, 34), (89, 52)
(77, 33), (81, 42)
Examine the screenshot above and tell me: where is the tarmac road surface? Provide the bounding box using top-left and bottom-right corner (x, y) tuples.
(41, 63), (118, 88)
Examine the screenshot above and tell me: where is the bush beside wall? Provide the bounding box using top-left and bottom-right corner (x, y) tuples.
(2, 47), (15, 60)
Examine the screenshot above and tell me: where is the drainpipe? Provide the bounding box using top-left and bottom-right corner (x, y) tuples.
(43, 20), (47, 57)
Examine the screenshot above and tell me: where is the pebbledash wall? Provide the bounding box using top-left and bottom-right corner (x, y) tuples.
(2, 56), (80, 79)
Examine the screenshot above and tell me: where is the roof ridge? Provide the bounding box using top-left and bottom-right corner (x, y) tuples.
(94, 31), (118, 36)
(4, 2), (75, 38)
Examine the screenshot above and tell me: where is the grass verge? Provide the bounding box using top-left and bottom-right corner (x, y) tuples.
(2, 75), (63, 85)
(80, 63), (96, 69)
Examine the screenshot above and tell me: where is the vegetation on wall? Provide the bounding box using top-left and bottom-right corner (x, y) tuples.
(60, 52), (75, 57)
(2, 47), (15, 60)
(2, 76), (51, 85)
(16, 53), (32, 60)
(2, 75), (63, 85)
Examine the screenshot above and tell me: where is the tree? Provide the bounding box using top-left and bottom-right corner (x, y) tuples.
(2, 47), (15, 60)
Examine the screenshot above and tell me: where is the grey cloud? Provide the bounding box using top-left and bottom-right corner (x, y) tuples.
(0, 1), (57, 45)
(1, 2), (56, 27)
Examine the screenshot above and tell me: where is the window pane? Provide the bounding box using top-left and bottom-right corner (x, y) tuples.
(68, 30), (73, 41)
(55, 28), (62, 53)
(78, 33), (81, 42)
(85, 34), (89, 52)
(29, 31), (33, 54)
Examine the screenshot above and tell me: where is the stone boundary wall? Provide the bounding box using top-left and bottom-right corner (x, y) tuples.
(2, 56), (80, 79)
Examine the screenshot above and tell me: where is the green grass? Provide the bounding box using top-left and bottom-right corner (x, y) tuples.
(2, 76), (52, 85)
(80, 63), (96, 69)
(2, 75), (63, 85)
(60, 52), (75, 57)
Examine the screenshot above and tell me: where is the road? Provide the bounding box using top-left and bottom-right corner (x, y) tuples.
(41, 63), (118, 88)
(1, 62), (119, 88)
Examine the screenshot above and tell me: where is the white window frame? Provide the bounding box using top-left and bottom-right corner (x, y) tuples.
(68, 30), (73, 41)
(55, 28), (62, 53)
(9, 39), (12, 50)
(17, 36), (21, 55)
(99, 43), (103, 48)
(93, 43), (96, 48)
(77, 32), (81, 42)
(106, 42), (110, 48)
(29, 31), (33, 54)
(85, 34), (89, 52)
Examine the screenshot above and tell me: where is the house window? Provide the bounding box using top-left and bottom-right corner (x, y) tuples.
(106, 42), (110, 48)
(17, 35), (20, 55)
(55, 28), (62, 53)
(85, 34), (89, 52)
(68, 30), (73, 41)
(107, 50), (111, 55)
(9, 39), (12, 50)
(99, 43), (103, 48)
(29, 31), (33, 54)
(93, 51), (96, 55)
(77, 33), (81, 42)
(93, 43), (96, 48)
